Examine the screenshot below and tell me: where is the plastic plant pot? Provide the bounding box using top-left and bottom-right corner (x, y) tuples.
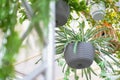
(90, 1), (106, 21)
(64, 42), (95, 69)
(56, 0), (70, 27)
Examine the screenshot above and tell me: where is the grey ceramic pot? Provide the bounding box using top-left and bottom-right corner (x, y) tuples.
(64, 42), (95, 69)
(56, 0), (70, 27)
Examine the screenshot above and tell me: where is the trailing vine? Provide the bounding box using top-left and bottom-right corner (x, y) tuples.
(0, 0), (51, 79)
(0, 0), (21, 79)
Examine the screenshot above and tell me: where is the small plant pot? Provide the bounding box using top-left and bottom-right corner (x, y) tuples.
(56, 0), (70, 27)
(64, 42), (95, 69)
(90, 1), (105, 21)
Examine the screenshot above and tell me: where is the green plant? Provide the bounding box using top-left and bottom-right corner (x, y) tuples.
(56, 20), (120, 80)
(0, 0), (51, 79)
(0, 1), (21, 79)
(56, 21), (109, 54)
(64, 0), (87, 12)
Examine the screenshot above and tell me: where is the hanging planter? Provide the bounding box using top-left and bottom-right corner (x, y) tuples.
(56, 0), (70, 27)
(56, 21), (120, 80)
(90, 1), (106, 21)
(64, 42), (95, 69)
(56, 22), (103, 69)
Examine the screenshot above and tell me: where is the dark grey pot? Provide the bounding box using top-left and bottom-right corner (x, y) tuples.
(64, 42), (95, 69)
(56, 0), (70, 27)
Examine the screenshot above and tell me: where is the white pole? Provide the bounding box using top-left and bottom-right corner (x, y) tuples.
(46, 0), (56, 80)
(21, 0), (56, 79)
(23, 63), (46, 80)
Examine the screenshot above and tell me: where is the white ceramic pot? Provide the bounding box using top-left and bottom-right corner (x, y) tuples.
(56, 0), (70, 27)
(90, 2), (106, 21)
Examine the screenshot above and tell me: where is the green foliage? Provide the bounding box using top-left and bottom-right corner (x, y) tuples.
(0, 0), (51, 79)
(0, 0), (18, 32)
(18, 7), (27, 24)
(64, 0), (87, 12)
(0, 31), (21, 80)
(56, 18), (120, 80)
(28, 0), (50, 47)
(28, 0), (50, 28)
(0, 0), (21, 79)
(56, 21), (109, 54)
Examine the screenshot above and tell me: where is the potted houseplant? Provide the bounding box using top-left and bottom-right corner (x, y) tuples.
(62, 22), (95, 69)
(90, 1), (106, 21)
(56, 21), (120, 80)
(56, 0), (70, 27)
(56, 21), (108, 69)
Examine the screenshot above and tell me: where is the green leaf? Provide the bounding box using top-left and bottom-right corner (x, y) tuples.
(84, 69), (89, 80)
(101, 49), (120, 66)
(56, 31), (67, 39)
(62, 63), (67, 72)
(87, 68), (91, 80)
(73, 41), (78, 54)
(0, 31), (21, 79)
(56, 44), (64, 54)
(100, 70), (107, 78)
(89, 67), (97, 76)
(65, 67), (70, 76)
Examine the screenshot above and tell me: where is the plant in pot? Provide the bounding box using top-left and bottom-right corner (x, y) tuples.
(90, 1), (106, 21)
(56, 21), (96, 69)
(56, 21), (115, 69)
(56, 21), (120, 80)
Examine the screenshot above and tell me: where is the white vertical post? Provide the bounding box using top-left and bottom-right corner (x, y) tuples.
(21, 0), (56, 79)
(46, 0), (56, 80)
